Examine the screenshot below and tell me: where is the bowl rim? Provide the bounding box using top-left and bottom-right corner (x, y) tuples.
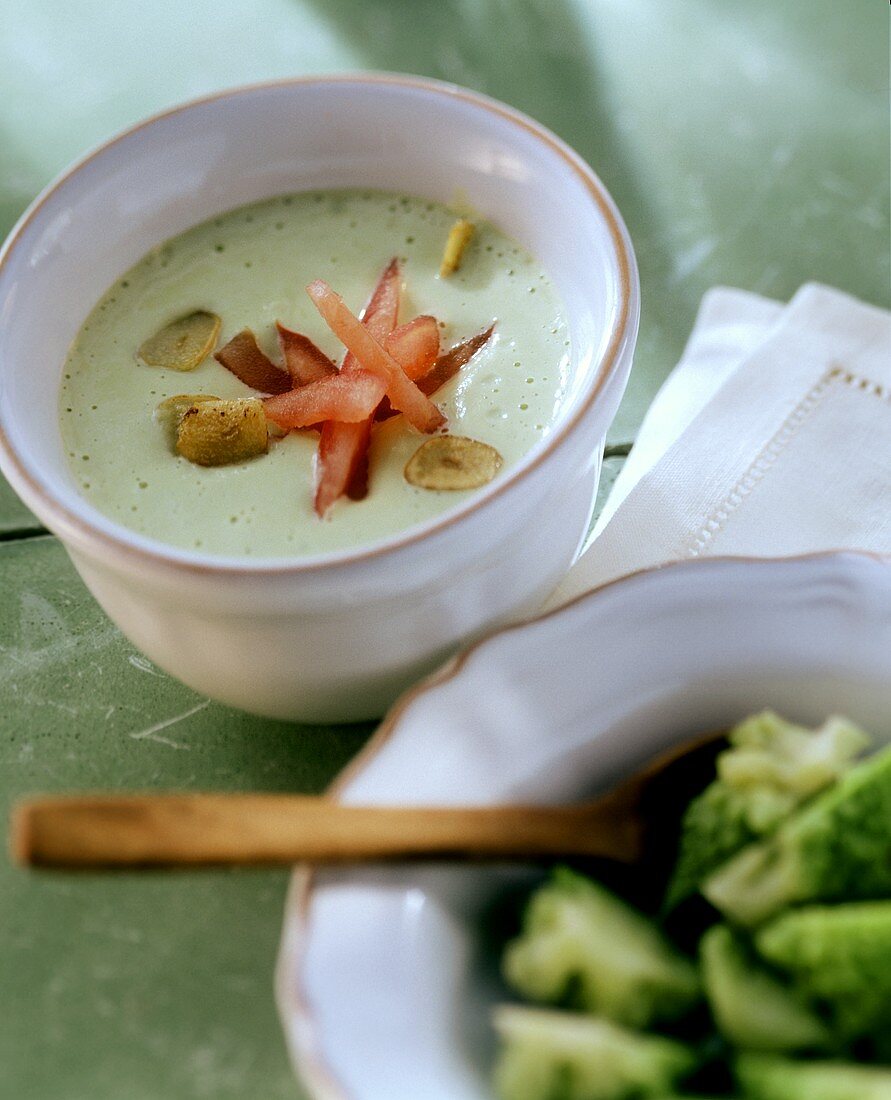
(275, 547), (891, 1098)
(0, 71), (638, 578)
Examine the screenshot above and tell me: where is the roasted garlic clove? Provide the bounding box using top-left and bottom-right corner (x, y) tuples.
(175, 398), (268, 466)
(137, 311), (221, 371)
(404, 435), (502, 490)
(439, 219), (475, 277)
(155, 393), (219, 449)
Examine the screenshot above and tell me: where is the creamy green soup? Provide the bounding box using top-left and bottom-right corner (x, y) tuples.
(61, 190), (570, 557)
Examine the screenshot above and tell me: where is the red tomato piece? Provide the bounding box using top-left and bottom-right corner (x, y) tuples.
(275, 323), (337, 385)
(313, 259), (402, 514)
(314, 419), (374, 515)
(306, 280), (446, 434)
(385, 315), (440, 379)
(308, 259), (398, 512)
(350, 257), (401, 353)
(214, 329), (292, 394)
(344, 417), (375, 501)
(263, 371), (385, 429)
(417, 324), (495, 396)
(376, 325), (495, 421)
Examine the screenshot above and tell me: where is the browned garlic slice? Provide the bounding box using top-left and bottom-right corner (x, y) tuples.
(175, 398), (268, 466)
(155, 393), (219, 449)
(404, 435), (502, 491)
(137, 311), (221, 371)
(439, 219), (475, 277)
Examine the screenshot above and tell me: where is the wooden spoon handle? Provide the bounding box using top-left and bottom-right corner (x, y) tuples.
(11, 793), (641, 869)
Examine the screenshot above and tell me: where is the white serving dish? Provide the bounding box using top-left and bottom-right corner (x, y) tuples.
(0, 75), (638, 722)
(277, 551), (891, 1098)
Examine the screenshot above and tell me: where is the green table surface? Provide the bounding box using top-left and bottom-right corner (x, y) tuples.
(1, 2), (888, 1096)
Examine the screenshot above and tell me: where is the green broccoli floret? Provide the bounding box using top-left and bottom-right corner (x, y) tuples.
(756, 901), (891, 1054)
(735, 1054), (891, 1100)
(492, 1005), (697, 1100)
(664, 712), (869, 909)
(502, 868), (700, 1028)
(703, 743), (891, 926)
(699, 924), (829, 1052)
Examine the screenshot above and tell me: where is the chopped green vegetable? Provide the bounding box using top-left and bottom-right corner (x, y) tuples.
(700, 924), (829, 1052)
(665, 713), (869, 910)
(492, 1005), (697, 1100)
(735, 1054), (891, 1100)
(703, 744), (891, 925)
(757, 901), (891, 1055)
(503, 868), (700, 1028)
(492, 717), (890, 1100)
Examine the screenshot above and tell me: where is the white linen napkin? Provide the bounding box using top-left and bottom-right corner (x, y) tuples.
(546, 283), (891, 610)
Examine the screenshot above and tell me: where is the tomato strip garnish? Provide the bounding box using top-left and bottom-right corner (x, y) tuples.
(214, 329), (292, 395)
(417, 324), (495, 396)
(313, 259), (402, 515)
(385, 315), (440, 379)
(350, 258), (401, 353)
(306, 280), (446, 434)
(377, 325), (495, 421)
(264, 371), (385, 429)
(314, 420), (371, 515)
(344, 417), (375, 501)
(275, 323), (337, 385)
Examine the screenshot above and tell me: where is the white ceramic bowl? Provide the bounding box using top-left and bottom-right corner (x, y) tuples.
(0, 75), (638, 723)
(277, 551), (891, 1098)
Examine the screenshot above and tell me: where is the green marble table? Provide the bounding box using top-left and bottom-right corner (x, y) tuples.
(1, 2), (887, 1096)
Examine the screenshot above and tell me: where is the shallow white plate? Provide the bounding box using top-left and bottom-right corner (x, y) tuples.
(276, 552), (891, 1099)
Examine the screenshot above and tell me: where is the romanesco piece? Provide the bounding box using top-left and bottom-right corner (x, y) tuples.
(735, 1054), (891, 1100)
(700, 924), (829, 1052)
(503, 868), (700, 1029)
(756, 901), (891, 1055)
(492, 1005), (697, 1100)
(664, 713), (869, 909)
(703, 744), (891, 926)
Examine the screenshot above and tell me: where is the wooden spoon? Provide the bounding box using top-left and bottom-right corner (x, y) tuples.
(11, 732), (723, 871)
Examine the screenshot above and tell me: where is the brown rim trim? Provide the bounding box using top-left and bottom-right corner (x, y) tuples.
(277, 548), (891, 1098)
(0, 73), (636, 579)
